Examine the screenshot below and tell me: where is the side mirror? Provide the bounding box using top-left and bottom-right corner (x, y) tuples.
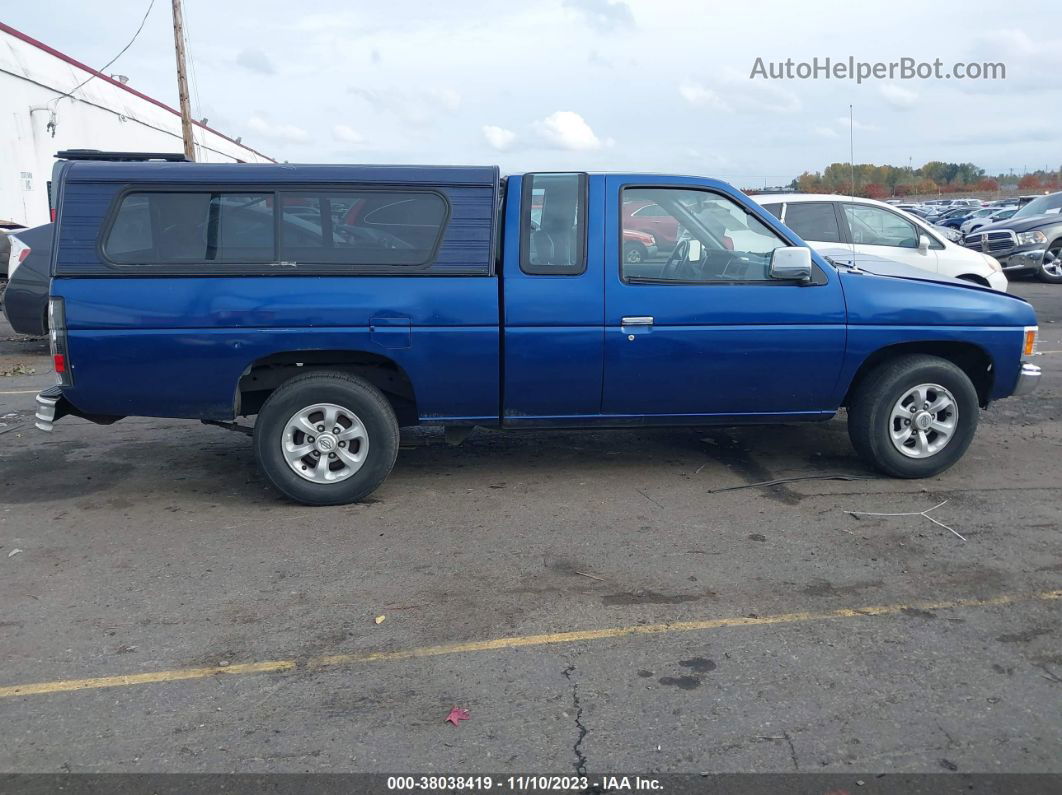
(918, 234), (931, 254)
(769, 246), (812, 282)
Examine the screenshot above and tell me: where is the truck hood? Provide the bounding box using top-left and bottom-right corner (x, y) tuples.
(831, 253), (1035, 328)
(817, 248), (979, 289)
(977, 212), (1061, 234)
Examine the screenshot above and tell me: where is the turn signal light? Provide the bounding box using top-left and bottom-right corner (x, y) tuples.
(53, 353), (66, 374)
(1023, 326), (1038, 357)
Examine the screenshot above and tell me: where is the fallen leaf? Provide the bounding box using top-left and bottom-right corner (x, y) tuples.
(374, 615), (386, 624)
(8, 548), (22, 558)
(445, 707), (470, 726)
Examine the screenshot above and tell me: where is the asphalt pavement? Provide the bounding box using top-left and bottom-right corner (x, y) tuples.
(0, 280), (1059, 776)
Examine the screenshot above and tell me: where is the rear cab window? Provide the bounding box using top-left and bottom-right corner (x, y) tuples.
(520, 173), (587, 275)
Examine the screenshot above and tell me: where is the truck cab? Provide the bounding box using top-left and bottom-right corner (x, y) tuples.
(36, 159), (1041, 504)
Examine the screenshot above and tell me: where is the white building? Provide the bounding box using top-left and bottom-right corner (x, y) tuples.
(0, 21), (272, 228)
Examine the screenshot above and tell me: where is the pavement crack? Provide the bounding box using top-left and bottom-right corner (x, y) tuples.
(783, 731), (799, 771)
(562, 663), (588, 777)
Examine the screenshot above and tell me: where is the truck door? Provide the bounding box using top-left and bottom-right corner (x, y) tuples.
(501, 173), (604, 424)
(601, 176), (846, 419)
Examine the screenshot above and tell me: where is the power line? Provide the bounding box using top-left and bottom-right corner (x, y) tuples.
(50, 0), (157, 106)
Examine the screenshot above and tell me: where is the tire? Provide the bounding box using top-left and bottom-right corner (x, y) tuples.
(253, 371), (399, 506)
(623, 241), (648, 264)
(1035, 240), (1062, 284)
(847, 355), (979, 478)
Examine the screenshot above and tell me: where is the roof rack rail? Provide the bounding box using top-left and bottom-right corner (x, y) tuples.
(56, 149), (189, 162)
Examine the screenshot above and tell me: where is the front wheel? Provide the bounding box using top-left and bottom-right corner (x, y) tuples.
(1036, 240), (1062, 284)
(623, 241), (648, 264)
(254, 372), (399, 505)
(847, 355), (979, 478)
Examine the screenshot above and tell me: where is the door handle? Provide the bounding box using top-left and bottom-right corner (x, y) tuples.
(621, 316), (654, 326)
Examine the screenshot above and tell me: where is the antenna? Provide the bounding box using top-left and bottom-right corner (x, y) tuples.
(849, 104), (855, 197)
(848, 104), (856, 264)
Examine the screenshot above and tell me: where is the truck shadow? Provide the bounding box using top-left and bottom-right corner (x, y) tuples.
(0, 419), (864, 505)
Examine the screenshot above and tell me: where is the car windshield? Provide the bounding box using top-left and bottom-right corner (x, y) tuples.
(1013, 193), (1062, 219)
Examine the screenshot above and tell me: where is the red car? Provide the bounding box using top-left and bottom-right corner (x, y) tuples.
(622, 228), (657, 264)
(623, 200), (680, 249)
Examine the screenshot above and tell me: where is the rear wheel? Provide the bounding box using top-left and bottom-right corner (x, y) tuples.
(848, 355), (979, 478)
(254, 372), (399, 505)
(1036, 240), (1062, 284)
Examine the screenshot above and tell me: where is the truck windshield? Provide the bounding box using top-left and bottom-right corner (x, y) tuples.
(1012, 193), (1062, 219)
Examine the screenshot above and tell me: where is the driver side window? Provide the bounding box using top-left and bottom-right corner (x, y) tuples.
(621, 187), (787, 282)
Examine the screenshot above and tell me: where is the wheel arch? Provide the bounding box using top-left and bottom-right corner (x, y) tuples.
(956, 273), (991, 287)
(235, 349), (419, 426)
(842, 341), (995, 409)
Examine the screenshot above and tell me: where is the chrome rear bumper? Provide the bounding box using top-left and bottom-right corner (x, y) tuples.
(34, 386), (64, 432)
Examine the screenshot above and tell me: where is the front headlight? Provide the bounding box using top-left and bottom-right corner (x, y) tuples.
(1016, 230), (1047, 246)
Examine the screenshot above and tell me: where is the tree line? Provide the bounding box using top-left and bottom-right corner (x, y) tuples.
(786, 162), (1062, 198)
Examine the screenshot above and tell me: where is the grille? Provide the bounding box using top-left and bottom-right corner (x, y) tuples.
(964, 229), (1016, 254)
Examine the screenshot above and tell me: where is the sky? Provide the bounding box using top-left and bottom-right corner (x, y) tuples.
(5, 0), (1061, 186)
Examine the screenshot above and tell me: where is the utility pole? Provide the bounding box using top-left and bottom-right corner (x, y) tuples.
(171, 0), (195, 161)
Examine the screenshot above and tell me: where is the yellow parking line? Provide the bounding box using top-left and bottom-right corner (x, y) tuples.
(1, 589), (1058, 700)
(0, 389), (39, 395)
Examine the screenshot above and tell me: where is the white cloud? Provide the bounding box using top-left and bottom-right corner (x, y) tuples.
(235, 48), (275, 75)
(879, 82), (918, 109)
(814, 126), (839, 139)
(247, 115), (310, 143)
(332, 124), (364, 144)
(349, 87), (461, 126)
(482, 125), (517, 151)
(430, 88), (462, 112)
(837, 116), (877, 131)
(534, 111), (609, 151)
(679, 71), (799, 114)
(563, 0), (634, 31)
(295, 11), (359, 32)
(679, 81), (730, 110)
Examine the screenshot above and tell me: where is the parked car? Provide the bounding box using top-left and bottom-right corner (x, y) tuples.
(961, 208), (1018, 236)
(2, 223), (54, 336)
(895, 204), (931, 219)
(964, 191), (1062, 283)
(0, 226), (27, 279)
(955, 207), (1004, 234)
(938, 210), (982, 230)
(35, 156), (1039, 504)
(932, 225), (963, 243)
(754, 194), (1007, 290)
(621, 228), (657, 264)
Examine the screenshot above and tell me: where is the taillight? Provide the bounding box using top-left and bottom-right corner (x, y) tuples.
(48, 297), (73, 387)
(7, 235), (30, 278)
(49, 208), (57, 222)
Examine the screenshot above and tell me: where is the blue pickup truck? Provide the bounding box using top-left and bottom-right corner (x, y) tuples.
(34, 160), (1041, 505)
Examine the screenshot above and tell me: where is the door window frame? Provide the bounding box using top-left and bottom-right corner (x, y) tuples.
(617, 183), (828, 286)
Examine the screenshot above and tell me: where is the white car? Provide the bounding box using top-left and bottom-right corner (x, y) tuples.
(957, 207), (1005, 235)
(754, 193), (1007, 291)
(961, 208), (1019, 236)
